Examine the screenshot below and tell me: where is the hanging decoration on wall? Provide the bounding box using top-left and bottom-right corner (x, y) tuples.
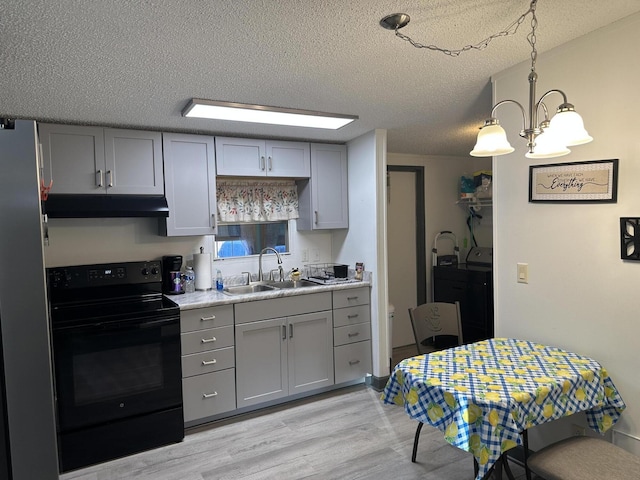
(529, 159), (618, 203)
(620, 218), (640, 261)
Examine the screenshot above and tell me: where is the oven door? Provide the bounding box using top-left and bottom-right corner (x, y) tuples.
(52, 312), (181, 432)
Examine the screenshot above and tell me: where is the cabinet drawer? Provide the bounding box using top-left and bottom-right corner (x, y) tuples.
(333, 304), (370, 327)
(180, 304), (234, 333)
(235, 292), (331, 324)
(332, 287), (369, 309)
(334, 340), (372, 384)
(182, 368), (236, 422)
(333, 322), (371, 347)
(182, 346), (235, 378)
(181, 326), (234, 355)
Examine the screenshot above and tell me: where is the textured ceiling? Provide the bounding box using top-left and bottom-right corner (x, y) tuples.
(2, 1), (640, 156)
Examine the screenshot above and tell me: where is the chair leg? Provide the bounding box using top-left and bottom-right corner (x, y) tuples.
(522, 430), (532, 480)
(411, 422), (425, 462)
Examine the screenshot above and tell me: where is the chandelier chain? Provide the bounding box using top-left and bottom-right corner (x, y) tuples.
(528, 1), (538, 71)
(394, 0), (538, 58)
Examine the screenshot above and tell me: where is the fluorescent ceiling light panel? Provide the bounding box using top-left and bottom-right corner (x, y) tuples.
(182, 99), (357, 129)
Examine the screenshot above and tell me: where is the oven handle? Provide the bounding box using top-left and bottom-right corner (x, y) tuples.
(53, 315), (179, 333)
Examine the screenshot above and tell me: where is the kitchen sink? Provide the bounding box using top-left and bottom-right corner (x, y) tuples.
(223, 283), (277, 295)
(223, 279), (317, 295)
(263, 279), (317, 289)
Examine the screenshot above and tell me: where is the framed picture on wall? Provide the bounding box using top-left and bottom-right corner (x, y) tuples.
(529, 159), (618, 203)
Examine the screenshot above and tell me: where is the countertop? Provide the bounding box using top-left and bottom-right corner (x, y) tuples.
(167, 280), (371, 311)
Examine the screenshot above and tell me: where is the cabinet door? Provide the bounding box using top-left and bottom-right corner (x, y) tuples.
(215, 137), (265, 176)
(298, 143), (348, 230)
(104, 129), (163, 195)
(161, 133), (217, 236)
(266, 141), (310, 178)
(235, 318), (288, 408)
(288, 311), (334, 395)
(39, 123), (105, 194)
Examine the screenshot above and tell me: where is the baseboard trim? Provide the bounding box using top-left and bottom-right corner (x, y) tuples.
(366, 374), (389, 391)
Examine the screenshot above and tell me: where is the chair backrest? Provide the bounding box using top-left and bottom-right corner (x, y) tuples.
(408, 301), (463, 354)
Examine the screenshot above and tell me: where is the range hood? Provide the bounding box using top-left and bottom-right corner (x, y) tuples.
(44, 194), (169, 218)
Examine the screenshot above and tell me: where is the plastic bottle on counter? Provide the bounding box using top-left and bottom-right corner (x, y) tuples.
(216, 269), (224, 291)
(184, 266), (195, 293)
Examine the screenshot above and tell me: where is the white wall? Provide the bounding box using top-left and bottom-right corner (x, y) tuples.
(493, 12), (640, 454)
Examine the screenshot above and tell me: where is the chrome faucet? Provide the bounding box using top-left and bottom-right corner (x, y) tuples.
(258, 247), (283, 281)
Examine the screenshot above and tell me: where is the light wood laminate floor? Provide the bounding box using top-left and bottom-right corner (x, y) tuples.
(60, 384), (537, 480)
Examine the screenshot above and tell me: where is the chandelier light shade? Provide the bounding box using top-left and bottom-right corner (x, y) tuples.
(548, 106), (593, 146)
(182, 99), (358, 130)
(524, 122), (570, 159)
(470, 121), (515, 157)
(381, 0), (593, 159)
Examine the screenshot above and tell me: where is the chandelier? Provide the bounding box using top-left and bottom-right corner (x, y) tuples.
(380, 0), (592, 158)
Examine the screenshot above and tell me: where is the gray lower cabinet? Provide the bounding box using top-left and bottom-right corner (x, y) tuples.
(332, 287), (372, 384)
(235, 293), (334, 408)
(161, 132), (217, 236)
(181, 305), (236, 425)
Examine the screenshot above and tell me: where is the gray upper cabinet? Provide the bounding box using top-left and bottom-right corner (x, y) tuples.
(215, 137), (310, 178)
(297, 143), (348, 230)
(39, 124), (163, 195)
(161, 133), (217, 236)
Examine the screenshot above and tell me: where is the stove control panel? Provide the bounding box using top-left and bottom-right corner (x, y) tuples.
(48, 261), (163, 289)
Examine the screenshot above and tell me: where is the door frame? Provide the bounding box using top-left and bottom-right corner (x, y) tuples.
(387, 165), (426, 306)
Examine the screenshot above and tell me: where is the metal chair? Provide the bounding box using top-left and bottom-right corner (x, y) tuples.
(407, 301), (463, 462)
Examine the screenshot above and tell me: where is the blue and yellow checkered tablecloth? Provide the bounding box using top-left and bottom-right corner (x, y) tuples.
(381, 338), (626, 480)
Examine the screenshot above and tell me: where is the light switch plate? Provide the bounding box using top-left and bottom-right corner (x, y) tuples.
(517, 263), (528, 284)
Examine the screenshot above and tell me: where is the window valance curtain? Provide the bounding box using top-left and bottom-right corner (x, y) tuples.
(216, 178), (299, 223)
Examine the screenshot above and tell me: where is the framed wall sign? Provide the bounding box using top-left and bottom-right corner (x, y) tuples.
(529, 159), (618, 203)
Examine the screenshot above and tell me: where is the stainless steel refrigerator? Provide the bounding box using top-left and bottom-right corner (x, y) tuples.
(0, 120), (59, 479)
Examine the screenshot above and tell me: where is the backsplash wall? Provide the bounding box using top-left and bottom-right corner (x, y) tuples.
(44, 217), (334, 281)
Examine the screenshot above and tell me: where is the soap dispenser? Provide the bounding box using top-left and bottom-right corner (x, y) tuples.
(216, 269), (224, 291)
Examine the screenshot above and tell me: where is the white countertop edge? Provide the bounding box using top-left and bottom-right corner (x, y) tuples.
(167, 281), (371, 310)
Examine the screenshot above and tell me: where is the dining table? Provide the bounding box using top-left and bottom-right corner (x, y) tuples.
(381, 338), (626, 480)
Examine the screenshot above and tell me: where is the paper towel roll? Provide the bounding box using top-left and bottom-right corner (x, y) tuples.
(193, 253), (212, 290)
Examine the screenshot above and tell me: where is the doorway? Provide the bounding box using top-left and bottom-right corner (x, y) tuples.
(386, 166), (425, 349)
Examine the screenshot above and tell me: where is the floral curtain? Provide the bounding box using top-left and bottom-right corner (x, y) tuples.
(216, 178), (299, 222)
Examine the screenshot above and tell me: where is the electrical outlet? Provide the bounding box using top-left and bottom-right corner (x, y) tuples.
(312, 248), (320, 261)
(571, 424), (586, 436)
(302, 249), (309, 262)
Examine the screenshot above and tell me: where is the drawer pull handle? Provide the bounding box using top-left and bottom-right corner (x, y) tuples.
(347, 296), (358, 301)
(202, 359), (217, 365)
(201, 315), (216, 321)
(347, 314), (359, 319)
(347, 332), (360, 337)
(348, 359), (361, 365)
(202, 392), (218, 399)
(201, 337), (217, 343)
